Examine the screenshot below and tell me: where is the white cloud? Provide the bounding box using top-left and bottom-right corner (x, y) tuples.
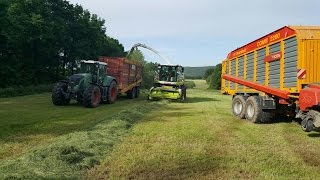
(68, 0), (320, 66)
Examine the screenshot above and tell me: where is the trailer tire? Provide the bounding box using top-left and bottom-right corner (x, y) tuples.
(52, 82), (70, 106)
(244, 96), (272, 123)
(127, 87), (136, 99)
(135, 87), (140, 98)
(232, 95), (246, 119)
(107, 81), (118, 104)
(83, 85), (101, 108)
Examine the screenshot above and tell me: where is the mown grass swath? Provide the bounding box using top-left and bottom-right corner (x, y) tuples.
(1, 80), (320, 179)
(88, 80), (320, 179)
(0, 92), (166, 179)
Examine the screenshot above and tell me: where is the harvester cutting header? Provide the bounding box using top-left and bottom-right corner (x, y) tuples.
(127, 43), (186, 102)
(221, 26), (320, 132)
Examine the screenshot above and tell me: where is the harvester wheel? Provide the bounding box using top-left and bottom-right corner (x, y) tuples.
(244, 96), (272, 123)
(180, 88), (187, 103)
(107, 81), (118, 104)
(232, 95), (246, 119)
(83, 85), (101, 108)
(52, 82), (70, 106)
(127, 87), (136, 99)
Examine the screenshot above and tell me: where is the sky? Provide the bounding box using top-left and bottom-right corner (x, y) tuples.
(68, 0), (319, 66)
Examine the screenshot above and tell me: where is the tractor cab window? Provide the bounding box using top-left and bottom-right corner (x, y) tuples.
(97, 64), (106, 83)
(98, 64), (106, 74)
(159, 66), (178, 82)
(79, 63), (97, 74)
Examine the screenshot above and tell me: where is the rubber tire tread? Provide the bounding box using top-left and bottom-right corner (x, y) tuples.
(180, 86), (187, 103)
(107, 81), (118, 104)
(83, 85), (101, 108)
(127, 87), (136, 99)
(232, 95), (246, 119)
(245, 96), (272, 123)
(52, 82), (70, 106)
(134, 87), (140, 98)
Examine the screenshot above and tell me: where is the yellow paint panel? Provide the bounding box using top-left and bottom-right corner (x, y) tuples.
(221, 26), (320, 96)
(290, 26), (320, 40)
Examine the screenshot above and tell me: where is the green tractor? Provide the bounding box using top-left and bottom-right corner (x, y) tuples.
(148, 64), (186, 102)
(52, 60), (118, 108)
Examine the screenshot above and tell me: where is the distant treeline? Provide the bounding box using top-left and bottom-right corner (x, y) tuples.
(0, 0), (126, 88)
(184, 66), (215, 79)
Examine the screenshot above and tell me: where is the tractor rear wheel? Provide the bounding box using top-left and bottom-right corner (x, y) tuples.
(52, 82), (70, 106)
(107, 81), (118, 104)
(232, 95), (246, 119)
(83, 85), (101, 108)
(244, 96), (272, 123)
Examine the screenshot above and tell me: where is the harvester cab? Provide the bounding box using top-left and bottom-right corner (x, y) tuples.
(148, 64), (186, 102)
(52, 60), (118, 108)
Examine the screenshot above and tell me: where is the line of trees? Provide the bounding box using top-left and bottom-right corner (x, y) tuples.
(204, 64), (222, 89)
(0, 0), (125, 88)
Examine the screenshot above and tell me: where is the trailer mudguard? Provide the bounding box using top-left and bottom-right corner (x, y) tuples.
(299, 84), (320, 111)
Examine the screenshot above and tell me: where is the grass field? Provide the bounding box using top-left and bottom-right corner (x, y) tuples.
(1, 80), (320, 179)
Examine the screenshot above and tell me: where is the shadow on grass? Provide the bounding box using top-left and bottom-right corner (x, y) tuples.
(66, 95), (137, 107)
(186, 97), (220, 103)
(307, 133), (320, 137)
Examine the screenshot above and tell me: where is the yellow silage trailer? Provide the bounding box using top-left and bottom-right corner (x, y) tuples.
(221, 26), (320, 132)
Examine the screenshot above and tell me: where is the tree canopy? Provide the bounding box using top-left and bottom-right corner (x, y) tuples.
(0, 0), (125, 88)
(207, 64), (222, 90)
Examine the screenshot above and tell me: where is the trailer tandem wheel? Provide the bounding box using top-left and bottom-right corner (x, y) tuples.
(244, 96), (272, 123)
(232, 95), (246, 119)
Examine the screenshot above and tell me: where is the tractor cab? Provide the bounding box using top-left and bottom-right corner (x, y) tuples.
(78, 60), (107, 83)
(156, 64), (184, 84)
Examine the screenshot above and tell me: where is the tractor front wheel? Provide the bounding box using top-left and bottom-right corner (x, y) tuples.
(52, 82), (70, 106)
(83, 85), (101, 108)
(107, 81), (118, 104)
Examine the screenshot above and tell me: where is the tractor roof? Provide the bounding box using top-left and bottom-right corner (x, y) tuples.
(80, 60), (107, 66)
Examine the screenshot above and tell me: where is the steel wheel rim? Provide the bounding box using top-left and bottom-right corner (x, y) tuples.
(246, 103), (254, 118)
(234, 101), (243, 115)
